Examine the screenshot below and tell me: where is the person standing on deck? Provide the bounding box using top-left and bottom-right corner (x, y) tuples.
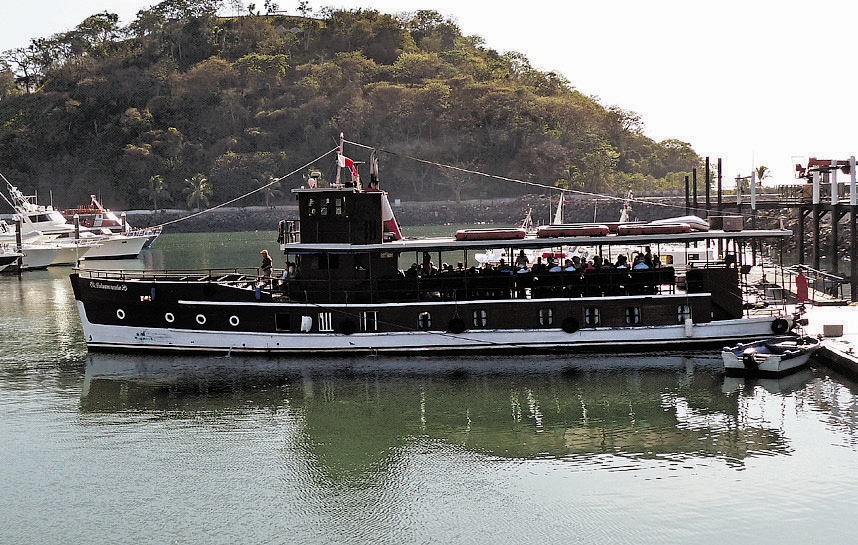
(260, 249), (273, 281)
(795, 268), (808, 303)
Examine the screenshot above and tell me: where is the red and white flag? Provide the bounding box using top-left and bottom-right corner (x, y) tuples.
(338, 153), (360, 184)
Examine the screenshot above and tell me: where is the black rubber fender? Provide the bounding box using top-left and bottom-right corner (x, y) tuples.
(771, 318), (789, 335)
(561, 316), (580, 334)
(448, 317), (466, 334)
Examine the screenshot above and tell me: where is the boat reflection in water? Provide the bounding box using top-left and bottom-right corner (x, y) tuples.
(80, 352), (818, 476)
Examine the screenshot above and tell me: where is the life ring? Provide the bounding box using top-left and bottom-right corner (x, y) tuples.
(339, 318), (356, 335)
(771, 318), (789, 335)
(448, 317), (466, 334)
(561, 316), (580, 334)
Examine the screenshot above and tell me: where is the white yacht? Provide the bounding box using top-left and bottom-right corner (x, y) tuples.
(2, 177), (147, 260)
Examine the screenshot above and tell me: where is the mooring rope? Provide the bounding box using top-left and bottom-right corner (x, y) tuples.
(154, 147), (339, 229)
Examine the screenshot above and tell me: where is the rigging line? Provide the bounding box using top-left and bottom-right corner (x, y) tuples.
(341, 139), (718, 216)
(155, 147), (339, 229)
(0, 171), (21, 211)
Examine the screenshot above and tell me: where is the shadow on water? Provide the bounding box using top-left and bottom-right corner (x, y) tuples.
(76, 351), (839, 481)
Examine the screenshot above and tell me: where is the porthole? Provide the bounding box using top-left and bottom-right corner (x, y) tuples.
(196, 314), (207, 325)
(116, 308), (125, 320)
(229, 315), (240, 327)
(165, 312), (175, 323)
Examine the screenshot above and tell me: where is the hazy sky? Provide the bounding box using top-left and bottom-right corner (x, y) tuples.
(2, 0), (856, 183)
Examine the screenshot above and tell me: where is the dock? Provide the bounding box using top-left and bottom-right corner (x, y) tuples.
(804, 305), (858, 380)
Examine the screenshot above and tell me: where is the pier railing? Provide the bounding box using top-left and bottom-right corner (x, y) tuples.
(746, 263), (849, 305)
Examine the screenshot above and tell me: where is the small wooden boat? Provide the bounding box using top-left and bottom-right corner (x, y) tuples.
(616, 222), (692, 236)
(722, 335), (822, 376)
(604, 221), (645, 234)
(536, 224), (610, 238)
(650, 216), (710, 232)
(454, 228), (527, 241)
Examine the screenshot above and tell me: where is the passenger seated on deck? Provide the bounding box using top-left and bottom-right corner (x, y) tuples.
(515, 250), (529, 270)
(548, 258), (562, 273)
(531, 256), (546, 273)
(405, 263), (420, 278)
(615, 254), (629, 268)
(633, 255), (649, 270)
(564, 259), (576, 272)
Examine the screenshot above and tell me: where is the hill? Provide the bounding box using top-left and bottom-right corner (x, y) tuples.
(0, 0), (702, 211)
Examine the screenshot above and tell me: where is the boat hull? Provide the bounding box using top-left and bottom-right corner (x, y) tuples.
(79, 235), (148, 259)
(722, 336), (821, 377)
(75, 299), (785, 356)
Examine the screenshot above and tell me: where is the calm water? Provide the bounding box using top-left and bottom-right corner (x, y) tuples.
(2, 232), (858, 544)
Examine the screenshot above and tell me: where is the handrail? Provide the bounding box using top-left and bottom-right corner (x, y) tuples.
(783, 264), (847, 302)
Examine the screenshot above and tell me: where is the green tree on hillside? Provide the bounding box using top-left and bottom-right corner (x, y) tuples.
(0, 6), (703, 207)
(184, 173), (211, 211)
(139, 174), (172, 210)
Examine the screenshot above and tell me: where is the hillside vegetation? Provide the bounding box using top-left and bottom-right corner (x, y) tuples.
(0, 0), (701, 210)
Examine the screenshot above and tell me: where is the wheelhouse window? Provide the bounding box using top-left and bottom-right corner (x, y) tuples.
(677, 304), (692, 323)
(473, 309), (487, 327)
(318, 311), (334, 332)
(361, 311), (378, 332)
(625, 307), (641, 325)
(584, 307), (600, 326)
(538, 308), (554, 326)
(320, 197), (329, 215)
(335, 197), (344, 215)
(418, 312), (432, 329)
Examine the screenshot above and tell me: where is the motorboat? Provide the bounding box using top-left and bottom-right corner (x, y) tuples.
(1, 175), (149, 260)
(722, 335), (822, 376)
(61, 195), (161, 248)
(0, 246), (23, 272)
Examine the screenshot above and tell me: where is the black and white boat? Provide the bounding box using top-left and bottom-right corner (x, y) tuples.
(722, 335), (822, 377)
(70, 138), (801, 356)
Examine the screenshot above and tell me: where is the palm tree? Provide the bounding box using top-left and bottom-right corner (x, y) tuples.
(184, 173), (212, 211)
(754, 165), (770, 190)
(138, 174), (171, 211)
